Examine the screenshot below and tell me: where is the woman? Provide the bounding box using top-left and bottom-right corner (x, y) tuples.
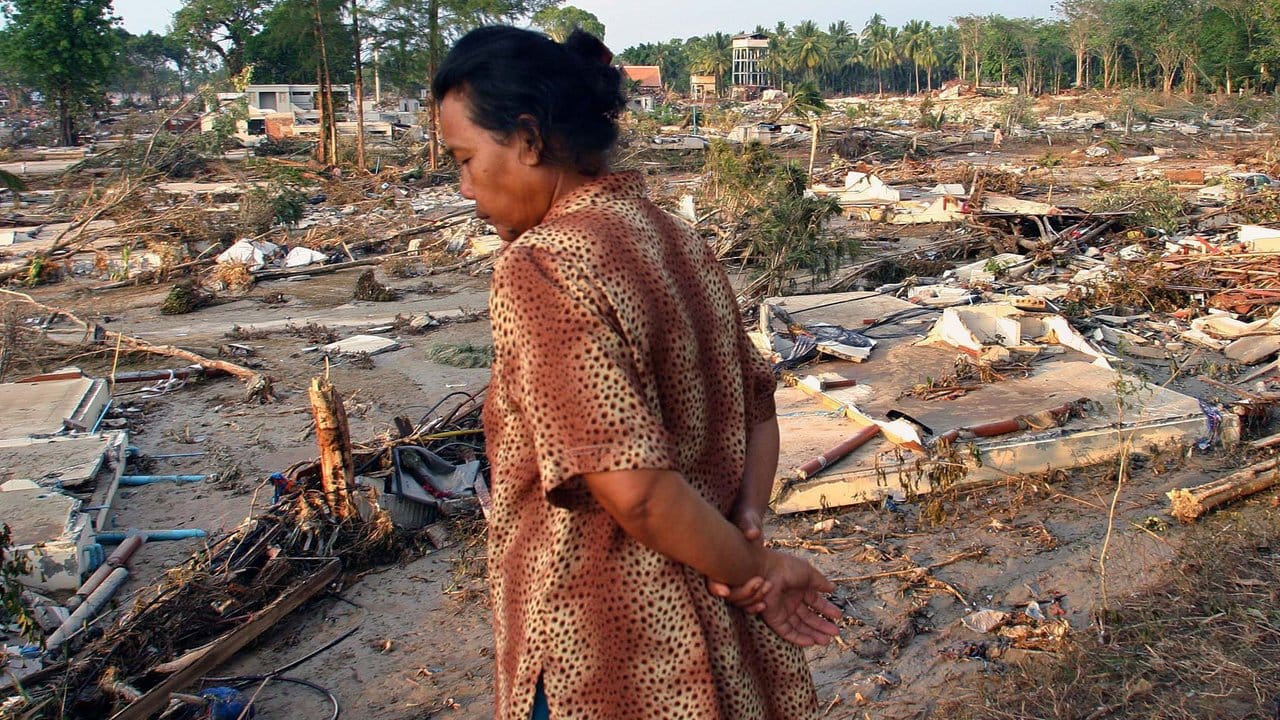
(433, 26), (841, 720)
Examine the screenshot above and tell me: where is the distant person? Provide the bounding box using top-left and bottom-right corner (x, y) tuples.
(992, 123), (1004, 149)
(433, 25), (841, 720)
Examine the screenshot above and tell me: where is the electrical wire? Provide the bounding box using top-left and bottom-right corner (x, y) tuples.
(202, 675), (340, 720)
(202, 626), (359, 719)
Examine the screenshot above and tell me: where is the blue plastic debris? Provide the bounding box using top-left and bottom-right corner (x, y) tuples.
(200, 686), (255, 720)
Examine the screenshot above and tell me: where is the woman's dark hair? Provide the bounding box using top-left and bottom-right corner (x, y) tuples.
(431, 26), (626, 176)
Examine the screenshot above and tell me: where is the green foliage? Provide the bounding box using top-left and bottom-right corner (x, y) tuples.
(0, 0), (120, 145)
(426, 342), (495, 368)
(113, 30), (184, 103)
(1086, 180), (1187, 234)
(245, 0), (354, 84)
(1, 524), (38, 644)
(748, 164), (845, 295)
(0, 168), (27, 195)
(997, 92), (1038, 130)
(160, 279), (211, 314)
(687, 32), (733, 92)
(702, 142), (844, 295)
(916, 96), (945, 129)
(172, 0), (267, 77)
(531, 5), (605, 42)
(371, 0), (561, 96)
(648, 103), (685, 125)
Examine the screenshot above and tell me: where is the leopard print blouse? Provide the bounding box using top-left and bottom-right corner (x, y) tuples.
(482, 171), (819, 720)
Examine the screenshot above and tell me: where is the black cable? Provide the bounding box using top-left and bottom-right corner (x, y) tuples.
(200, 675), (340, 720)
(414, 390), (480, 433)
(202, 626), (358, 719)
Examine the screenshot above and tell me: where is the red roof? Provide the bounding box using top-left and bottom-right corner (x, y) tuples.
(622, 65), (662, 89)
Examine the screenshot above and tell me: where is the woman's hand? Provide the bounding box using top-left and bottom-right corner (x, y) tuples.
(709, 574), (771, 613)
(755, 549), (842, 647)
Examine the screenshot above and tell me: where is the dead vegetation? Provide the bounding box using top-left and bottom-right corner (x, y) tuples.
(941, 503), (1280, 720)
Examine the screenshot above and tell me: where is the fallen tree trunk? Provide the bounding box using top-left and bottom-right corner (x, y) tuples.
(1167, 456), (1280, 522)
(0, 288), (273, 402)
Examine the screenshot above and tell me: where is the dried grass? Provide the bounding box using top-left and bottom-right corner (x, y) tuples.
(939, 503), (1280, 720)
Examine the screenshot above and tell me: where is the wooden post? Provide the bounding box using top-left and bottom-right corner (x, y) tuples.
(309, 376), (356, 519)
(350, 0), (366, 172)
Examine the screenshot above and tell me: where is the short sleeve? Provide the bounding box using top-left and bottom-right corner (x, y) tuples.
(490, 244), (678, 497)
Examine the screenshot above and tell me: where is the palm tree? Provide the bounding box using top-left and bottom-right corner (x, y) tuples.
(763, 33), (791, 87)
(901, 20), (932, 93)
(790, 20), (832, 82)
(769, 80), (826, 178)
(864, 22), (899, 95)
(915, 27), (940, 91)
(827, 20), (857, 92)
(690, 32), (732, 95)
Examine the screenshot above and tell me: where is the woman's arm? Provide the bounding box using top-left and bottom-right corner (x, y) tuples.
(583, 467), (840, 646)
(731, 416), (781, 543)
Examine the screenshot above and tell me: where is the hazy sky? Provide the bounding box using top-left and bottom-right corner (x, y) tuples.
(112, 0), (1062, 54)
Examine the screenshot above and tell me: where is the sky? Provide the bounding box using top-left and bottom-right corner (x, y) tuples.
(112, 0), (1062, 54)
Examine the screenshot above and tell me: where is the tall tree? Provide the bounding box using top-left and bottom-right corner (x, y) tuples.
(351, 0), (366, 171)
(689, 32), (732, 95)
(113, 31), (182, 105)
(245, 0), (354, 84)
(531, 5), (604, 42)
(863, 17), (899, 95)
(826, 20), (859, 93)
(1056, 0), (1101, 87)
(789, 21), (831, 82)
(0, 0), (120, 145)
(953, 14), (985, 86)
(900, 19), (931, 93)
(172, 0), (269, 77)
(980, 15), (1022, 88)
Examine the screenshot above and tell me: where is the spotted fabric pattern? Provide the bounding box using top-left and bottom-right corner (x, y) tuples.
(482, 171), (818, 720)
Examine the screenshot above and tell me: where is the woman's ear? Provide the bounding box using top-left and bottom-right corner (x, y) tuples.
(514, 114), (544, 166)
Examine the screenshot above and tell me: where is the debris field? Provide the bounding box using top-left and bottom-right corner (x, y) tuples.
(3, 88), (1280, 719)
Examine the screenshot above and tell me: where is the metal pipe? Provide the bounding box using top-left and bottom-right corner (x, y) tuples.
(937, 400), (1084, 444)
(66, 532), (145, 611)
(98, 529), (206, 544)
(791, 425), (882, 480)
(118, 475), (207, 486)
(44, 567), (129, 654)
(110, 367), (204, 383)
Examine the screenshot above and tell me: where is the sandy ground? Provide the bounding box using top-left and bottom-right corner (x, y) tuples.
(14, 131), (1278, 719)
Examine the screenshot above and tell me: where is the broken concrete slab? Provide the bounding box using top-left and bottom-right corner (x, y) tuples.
(1225, 335), (1280, 364)
(321, 334), (402, 356)
(773, 358), (1207, 514)
(0, 433), (123, 489)
(917, 304), (1112, 368)
(0, 376), (111, 439)
(812, 171), (901, 205)
(0, 487), (94, 592)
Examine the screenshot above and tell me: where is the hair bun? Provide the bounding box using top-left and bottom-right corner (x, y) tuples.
(564, 29), (613, 66)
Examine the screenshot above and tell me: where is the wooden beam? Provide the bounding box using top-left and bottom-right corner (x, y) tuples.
(110, 559), (340, 720)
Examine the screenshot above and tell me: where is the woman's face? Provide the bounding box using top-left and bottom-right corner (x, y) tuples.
(439, 91), (556, 243)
